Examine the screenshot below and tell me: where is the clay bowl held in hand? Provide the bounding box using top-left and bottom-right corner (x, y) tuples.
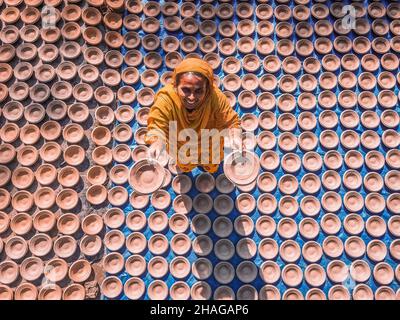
(129, 159), (165, 195)
(223, 151), (260, 186)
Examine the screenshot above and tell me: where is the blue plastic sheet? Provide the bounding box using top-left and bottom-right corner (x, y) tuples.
(106, 0), (400, 299)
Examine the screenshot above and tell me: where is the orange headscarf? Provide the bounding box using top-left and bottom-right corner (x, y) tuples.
(145, 57), (240, 166)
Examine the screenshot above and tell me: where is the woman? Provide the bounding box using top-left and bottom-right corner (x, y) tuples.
(145, 57), (242, 173)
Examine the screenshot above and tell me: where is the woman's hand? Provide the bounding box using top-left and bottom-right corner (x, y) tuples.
(229, 128), (244, 153)
(148, 139), (165, 164)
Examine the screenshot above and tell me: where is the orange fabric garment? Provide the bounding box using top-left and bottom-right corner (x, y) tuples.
(145, 57), (240, 172)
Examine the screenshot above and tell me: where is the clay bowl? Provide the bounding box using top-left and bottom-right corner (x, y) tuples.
(191, 214), (212, 234)
(52, 235), (76, 259)
(321, 170), (341, 191)
(101, 276), (123, 299)
(236, 261), (258, 285)
(123, 277), (145, 300)
(0, 261), (19, 285)
(327, 260), (349, 283)
(0, 25), (20, 44)
(33, 187), (56, 210)
(10, 213), (32, 236)
(0, 165), (11, 188)
(72, 83), (93, 103)
(280, 240), (301, 263)
(148, 234), (169, 256)
(55, 188), (79, 211)
(16, 146), (37, 167)
(19, 256), (43, 283)
(39, 141), (61, 163)
(28, 233), (52, 257)
(35, 63), (56, 83)
(343, 214), (364, 236)
(0, 123), (20, 144)
(257, 238), (278, 260)
(321, 191), (342, 213)
(32, 210), (55, 233)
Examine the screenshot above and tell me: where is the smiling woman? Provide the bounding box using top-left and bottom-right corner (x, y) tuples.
(145, 57), (241, 173)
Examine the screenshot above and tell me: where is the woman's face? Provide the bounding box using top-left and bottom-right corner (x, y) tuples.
(176, 73), (207, 111)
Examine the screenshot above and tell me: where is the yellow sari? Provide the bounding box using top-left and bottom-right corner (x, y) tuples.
(145, 58), (240, 173)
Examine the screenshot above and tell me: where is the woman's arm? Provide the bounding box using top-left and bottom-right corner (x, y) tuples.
(214, 89), (243, 152)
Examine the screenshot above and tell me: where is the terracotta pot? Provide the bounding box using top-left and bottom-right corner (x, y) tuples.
(373, 262), (394, 286)
(363, 172), (384, 193)
(38, 44), (60, 64)
(103, 230), (125, 252)
(257, 20), (274, 38)
(170, 234), (191, 256)
(61, 283), (85, 300)
(53, 235), (77, 259)
(367, 239), (387, 263)
(191, 213), (212, 234)
(210, 238), (232, 261)
(0, 165), (11, 188)
(16, 146), (37, 167)
(236, 261), (257, 285)
(12, 167), (35, 190)
(32, 210), (55, 233)
(56, 188), (79, 211)
(280, 240), (301, 263)
(38, 284), (62, 300)
(28, 233), (52, 257)
(321, 170), (340, 191)
(304, 264), (326, 287)
(148, 233), (169, 255)
(57, 213), (80, 235)
(121, 277), (144, 300)
(323, 235), (344, 259)
(382, 129), (400, 149)
(364, 150), (384, 171)
(302, 241), (323, 263)
(0, 123), (19, 144)
(349, 260), (371, 284)
(300, 173), (321, 195)
(10, 212), (32, 236)
(344, 150), (364, 170)
(129, 191), (149, 210)
(79, 234), (102, 257)
(300, 196), (321, 217)
(365, 215), (386, 238)
(101, 276), (122, 299)
(327, 261), (350, 287)
(0, 261), (19, 285)
(172, 194), (192, 215)
(20, 257), (43, 282)
(0, 25), (19, 44)
(321, 191), (342, 213)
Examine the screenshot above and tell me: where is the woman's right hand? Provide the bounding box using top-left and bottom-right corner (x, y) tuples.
(148, 140), (165, 163)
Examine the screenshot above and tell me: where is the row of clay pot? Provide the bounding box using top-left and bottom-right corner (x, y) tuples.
(117, 1), (400, 22)
(230, 88), (399, 111)
(108, 184), (400, 215)
(0, 45), (121, 70)
(101, 273), (400, 300)
(100, 219), (400, 261)
(104, 255), (400, 287)
(0, 210), (108, 237)
(0, 231), (103, 260)
(253, 110), (399, 132)
(241, 131), (399, 156)
(0, 249), (93, 283)
(2, 280), (399, 300)
(117, 16), (400, 40)
(220, 53), (400, 78)
(103, 202), (400, 236)
(0, 282), (88, 300)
